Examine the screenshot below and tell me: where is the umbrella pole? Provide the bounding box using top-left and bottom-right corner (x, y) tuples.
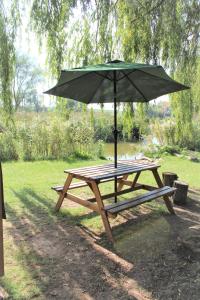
(113, 71), (117, 203)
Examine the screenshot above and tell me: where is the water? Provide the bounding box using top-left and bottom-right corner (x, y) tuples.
(104, 142), (144, 160)
(103, 135), (159, 160)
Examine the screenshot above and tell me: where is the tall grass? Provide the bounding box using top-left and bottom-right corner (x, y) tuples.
(0, 116), (104, 161)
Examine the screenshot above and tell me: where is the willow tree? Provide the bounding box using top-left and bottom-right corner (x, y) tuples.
(0, 0), (20, 119)
(31, 0), (118, 76)
(116, 0), (200, 148)
(30, 0), (200, 147)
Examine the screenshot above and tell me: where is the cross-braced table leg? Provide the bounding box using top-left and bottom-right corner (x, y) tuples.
(117, 171), (141, 192)
(152, 169), (175, 214)
(117, 174), (129, 192)
(91, 181), (114, 243)
(55, 174), (73, 212)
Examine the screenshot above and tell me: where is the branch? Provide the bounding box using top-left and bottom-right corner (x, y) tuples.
(131, 0), (166, 24)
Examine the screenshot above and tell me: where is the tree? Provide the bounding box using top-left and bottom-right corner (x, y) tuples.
(30, 0), (199, 148)
(116, 0), (200, 147)
(0, 0), (19, 118)
(12, 54), (43, 111)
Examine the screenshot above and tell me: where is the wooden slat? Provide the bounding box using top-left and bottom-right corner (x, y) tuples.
(52, 181), (87, 191)
(65, 160), (159, 180)
(66, 159), (158, 174)
(67, 162), (157, 177)
(104, 186), (176, 214)
(52, 176), (124, 193)
(66, 165), (158, 181)
(92, 165), (158, 181)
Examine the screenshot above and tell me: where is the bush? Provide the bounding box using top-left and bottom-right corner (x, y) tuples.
(96, 140), (106, 159)
(14, 117), (99, 161)
(0, 132), (19, 161)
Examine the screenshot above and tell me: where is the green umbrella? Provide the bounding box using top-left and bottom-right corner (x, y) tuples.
(45, 60), (189, 201)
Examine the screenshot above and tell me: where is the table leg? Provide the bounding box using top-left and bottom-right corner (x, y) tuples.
(91, 181), (114, 243)
(131, 172), (141, 188)
(55, 174), (73, 212)
(117, 174), (129, 192)
(117, 171), (141, 191)
(152, 169), (175, 214)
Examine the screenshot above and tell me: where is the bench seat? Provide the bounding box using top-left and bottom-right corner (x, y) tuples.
(52, 176), (124, 192)
(104, 186), (176, 215)
(52, 181), (87, 192)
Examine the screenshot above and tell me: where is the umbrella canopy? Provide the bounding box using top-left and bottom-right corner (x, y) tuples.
(45, 60), (189, 103)
(45, 60), (189, 202)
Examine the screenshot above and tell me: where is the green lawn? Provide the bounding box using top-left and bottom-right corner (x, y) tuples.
(0, 156), (200, 299)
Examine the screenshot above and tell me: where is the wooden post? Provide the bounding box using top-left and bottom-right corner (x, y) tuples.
(162, 172), (178, 187)
(0, 162), (4, 276)
(173, 180), (188, 205)
(152, 169), (175, 215)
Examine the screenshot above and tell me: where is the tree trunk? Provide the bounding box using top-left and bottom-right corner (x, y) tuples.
(162, 172), (178, 187)
(173, 180), (189, 205)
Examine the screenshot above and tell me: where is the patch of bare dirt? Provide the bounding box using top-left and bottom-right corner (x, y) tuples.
(3, 190), (200, 299)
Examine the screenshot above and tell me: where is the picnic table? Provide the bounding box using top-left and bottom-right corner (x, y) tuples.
(52, 159), (176, 242)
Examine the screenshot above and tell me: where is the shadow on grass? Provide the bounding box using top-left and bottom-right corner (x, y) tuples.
(2, 188), (200, 300)
(1, 188), (139, 299)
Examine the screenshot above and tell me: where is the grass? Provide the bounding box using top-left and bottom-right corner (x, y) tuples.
(0, 155), (200, 299)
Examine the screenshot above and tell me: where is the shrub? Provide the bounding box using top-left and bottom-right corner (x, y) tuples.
(18, 125), (34, 161)
(96, 140), (106, 159)
(0, 132), (19, 161)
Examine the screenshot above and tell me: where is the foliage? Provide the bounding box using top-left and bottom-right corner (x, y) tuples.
(122, 103), (134, 140)
(0, 112), (108, 161)
(0, 131), (18, 161)
(12, 53), (43, 111)
(29, 0), (200, 152)
(0, 0), (20, 118)
(0, 0), (199, 153)
(17, 118), (93, 161)
(96, 139), (105, 159)
(152, 118), (200, 151)
(31, 0), (78, 78)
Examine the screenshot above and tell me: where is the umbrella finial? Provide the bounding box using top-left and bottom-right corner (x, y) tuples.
(107, 60), (123, 64)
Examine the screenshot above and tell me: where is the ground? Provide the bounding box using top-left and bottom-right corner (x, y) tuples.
(1, 157), (200, 299)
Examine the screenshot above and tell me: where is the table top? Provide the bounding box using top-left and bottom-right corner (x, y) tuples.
(65, 159), (159, 181)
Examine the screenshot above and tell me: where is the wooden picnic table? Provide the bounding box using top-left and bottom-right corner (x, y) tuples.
(52, 159), (176, 242)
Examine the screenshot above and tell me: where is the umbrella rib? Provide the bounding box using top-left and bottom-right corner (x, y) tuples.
(121, 71), (149, 101)
(117, 70), (137, 81)
(88, 76), (106, 104)
(54, 72), (94, 89)
(94, 71), (113, 81)
(137, 67), (189, 88)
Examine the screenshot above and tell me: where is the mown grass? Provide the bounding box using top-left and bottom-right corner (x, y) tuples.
(0, 155), (200, 299)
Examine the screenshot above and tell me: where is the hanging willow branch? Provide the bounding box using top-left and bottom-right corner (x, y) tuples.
(0, 0), (20, 118)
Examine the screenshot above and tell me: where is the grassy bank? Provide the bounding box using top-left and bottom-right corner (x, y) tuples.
(0, 156), (200, 299)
